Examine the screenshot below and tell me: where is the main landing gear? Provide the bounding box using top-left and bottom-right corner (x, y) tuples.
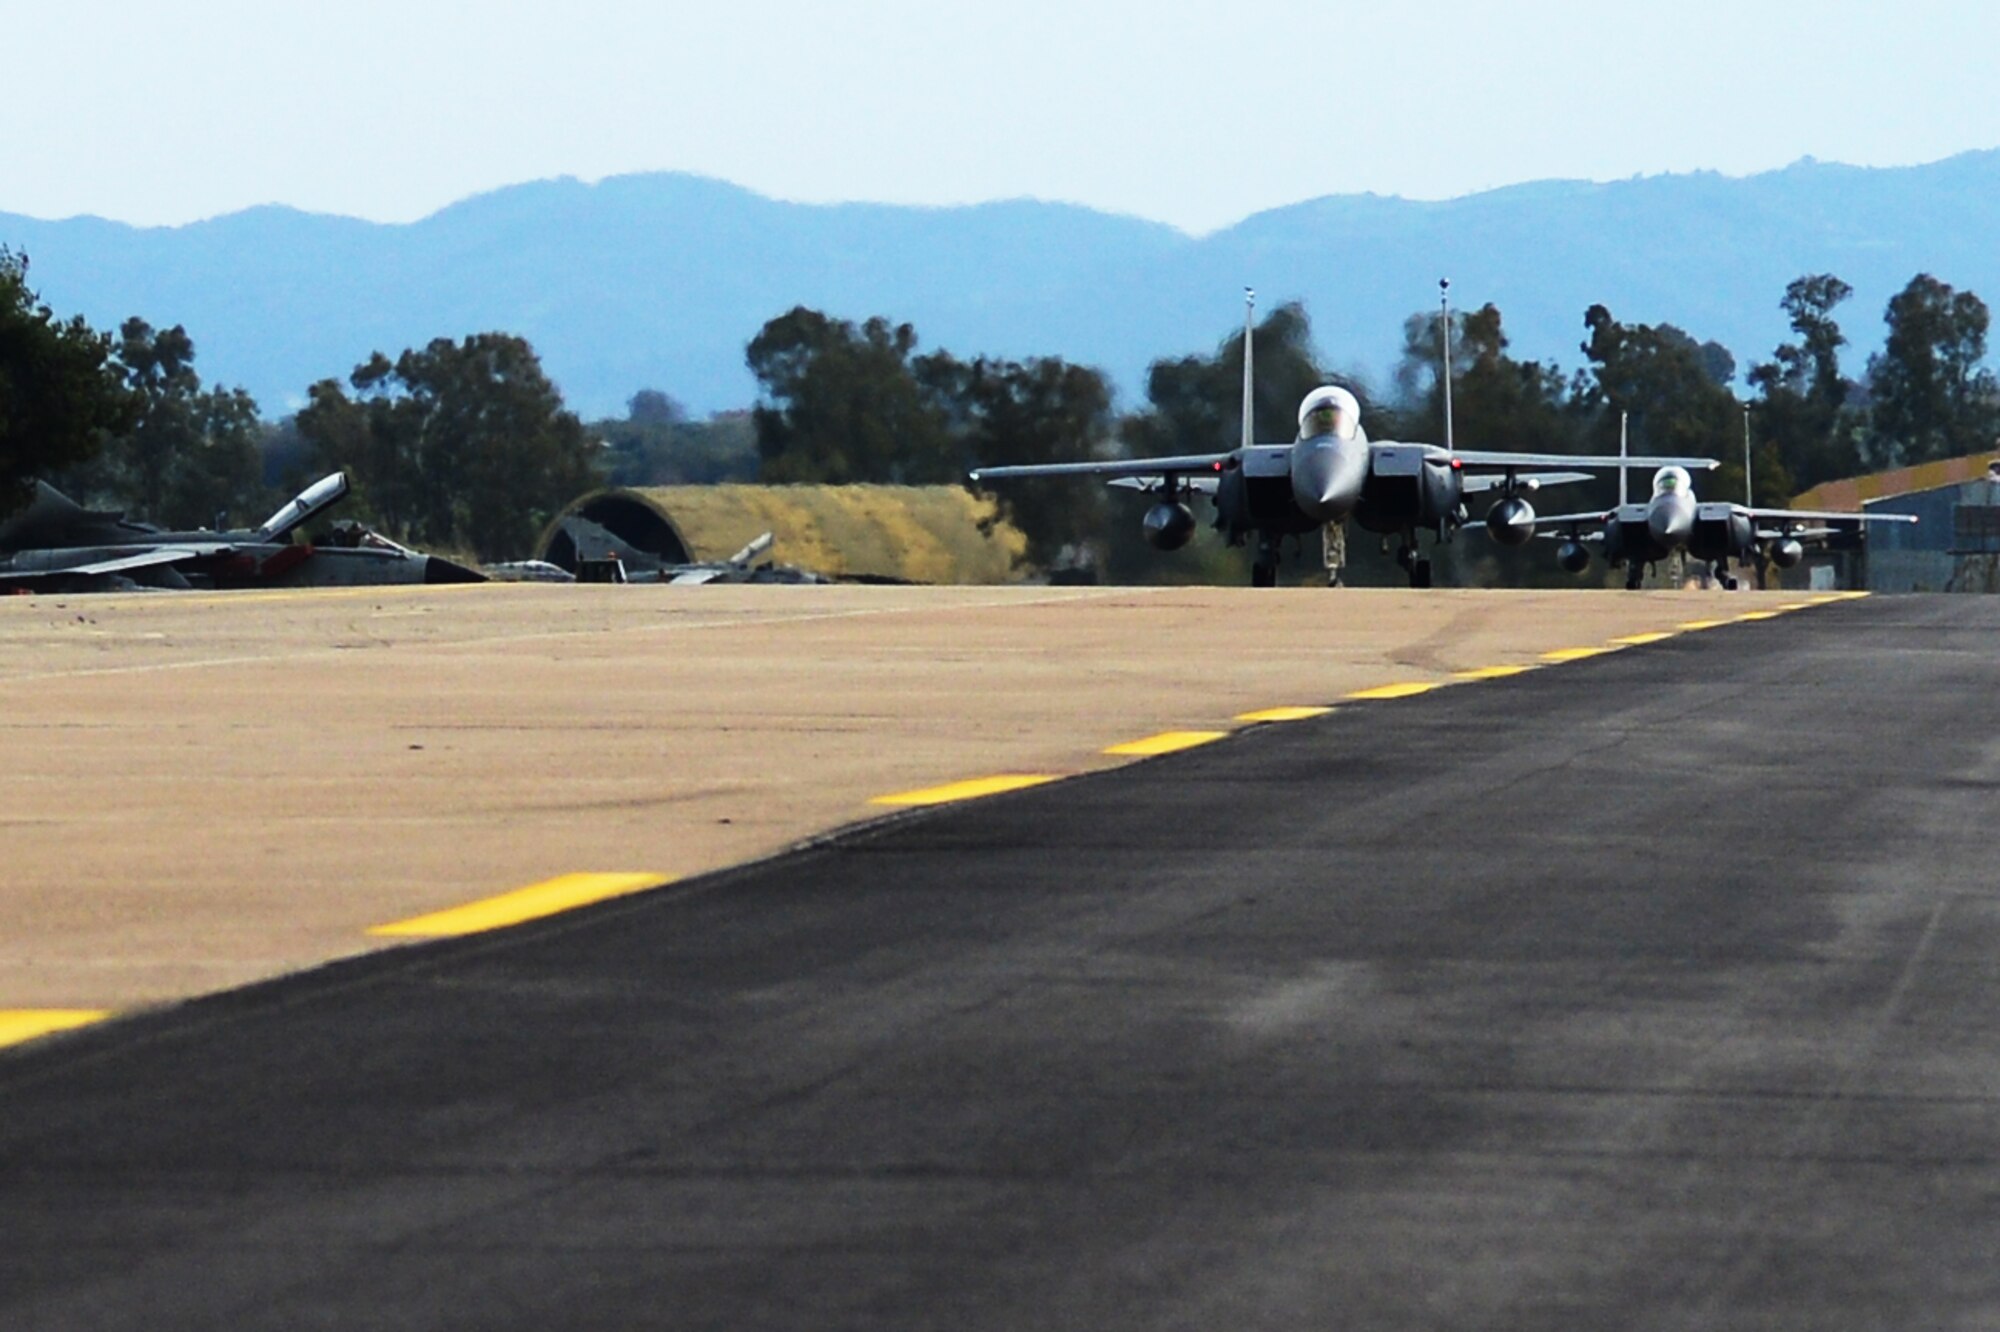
(1711, 560), (1739, 591)
(1394, 541), (1433, 589)
(1251, 534), (1281, 587)
(1625, 561), (1645, 591)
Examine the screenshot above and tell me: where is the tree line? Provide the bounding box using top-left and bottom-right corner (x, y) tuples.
(6, 239), (1997, 574)
(740, 273), (1999, 581)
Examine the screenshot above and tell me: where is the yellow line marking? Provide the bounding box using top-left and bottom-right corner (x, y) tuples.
(1541, 646), (1617, 662)
(368, 872), (674, 937)
(0, 1010), (111, 1049)
(1678, 619), (1728, 630)
(1608, 631), (1677, 645)
(869, 774), (1062, 807)
(1735, 610), (1783, 621)
(1777, 602), (1811, 611)
(1345, 682), (1440, 701)
(1235, 706), (1334, 723)
(1104, 731), (1229, 756)
(1453, 665), (1535, 680)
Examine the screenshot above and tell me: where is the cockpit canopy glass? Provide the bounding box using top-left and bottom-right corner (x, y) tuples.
(1652, 466), (1692, 497)
(1297, 387), (1361, 442)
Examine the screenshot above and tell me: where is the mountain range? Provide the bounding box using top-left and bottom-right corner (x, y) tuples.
(7, 152), (2000, 421)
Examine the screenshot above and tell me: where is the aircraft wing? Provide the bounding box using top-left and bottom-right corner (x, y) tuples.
(0, 544), (233, 581)
(969, 453), (1231, 483)
(1459, 470), (1593, 495)
(1740, 507), (1919, 525)
(1453, 450), (1721, 472)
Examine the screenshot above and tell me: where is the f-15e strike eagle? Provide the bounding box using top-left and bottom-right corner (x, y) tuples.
(0, 472), (485, 593)
(969, 287), (1721, 587)
(1538, 442), (1916, 589)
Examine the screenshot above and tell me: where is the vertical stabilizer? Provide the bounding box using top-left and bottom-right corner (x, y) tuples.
(1241, 288), (1255, 450)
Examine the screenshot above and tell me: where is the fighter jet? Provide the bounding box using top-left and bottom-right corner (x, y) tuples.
(969, 289), (1721, 587)
(1539, 461), (1916, 589)
(0, 472), (485, 592)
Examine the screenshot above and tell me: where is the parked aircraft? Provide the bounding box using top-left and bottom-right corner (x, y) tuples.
(969, 288), (1720, 587)
(491, 530), (829, 584)
(0, 473), (485, 592)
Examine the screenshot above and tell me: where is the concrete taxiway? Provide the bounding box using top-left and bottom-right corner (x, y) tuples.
(1, 582), (1769, 1010)
(2, 591), (1994, 1329)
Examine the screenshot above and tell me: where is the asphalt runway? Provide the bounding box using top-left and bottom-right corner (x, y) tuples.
(3, 595), (1996, 1330)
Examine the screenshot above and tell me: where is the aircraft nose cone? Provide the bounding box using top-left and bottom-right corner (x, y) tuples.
(1291, 438), (1365, 523)
(1648, 497), (1693, 547)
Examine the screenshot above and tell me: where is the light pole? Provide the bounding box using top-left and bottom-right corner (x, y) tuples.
(1438, 279), (1454, 451)
(1742, 402), (1753, 506)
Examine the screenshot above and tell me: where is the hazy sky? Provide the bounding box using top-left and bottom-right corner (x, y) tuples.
(9, 1), (2000, 234)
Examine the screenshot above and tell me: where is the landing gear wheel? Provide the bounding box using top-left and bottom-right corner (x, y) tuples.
(1625, 563), (1645, 591)
(1251, 561), (1277, 588)
(1411, 558), (1433, 589)
(1714, 562), (1739, 591)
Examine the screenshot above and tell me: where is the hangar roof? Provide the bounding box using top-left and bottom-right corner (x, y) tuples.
(1792, 450), (2000, 511)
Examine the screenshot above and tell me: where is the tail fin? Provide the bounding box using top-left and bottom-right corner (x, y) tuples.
(1241, 288), (1255, 451)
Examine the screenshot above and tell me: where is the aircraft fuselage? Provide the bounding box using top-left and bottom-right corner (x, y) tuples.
(1214, 436), (1462, 546)
(1603, 498), (1757, 568)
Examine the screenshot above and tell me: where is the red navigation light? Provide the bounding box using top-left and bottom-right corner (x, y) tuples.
(1450, 458), (1463, 470)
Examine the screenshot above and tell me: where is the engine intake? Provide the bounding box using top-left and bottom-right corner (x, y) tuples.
(1142, 501), (1196, 551)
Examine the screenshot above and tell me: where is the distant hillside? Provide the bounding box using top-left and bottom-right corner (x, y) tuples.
(9, 153), (2000, 420)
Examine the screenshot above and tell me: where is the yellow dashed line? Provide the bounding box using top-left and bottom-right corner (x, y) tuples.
(1453, 665), (1535, 680)
(368, 872), (674, 937)
(869, 774), (1061, 807)
(1104, 731), (1229, 756)
(1235, 706), (1334, 723)
(1541, 646), (1617, 662)
(1678, 619), (1728, 630)
(1609, 631), (1677, 645)
(1776, 602), (1811, 611)
(0, 1010), (111, 1050)
(1735, 610), (1783, 621)
(1345, 682), (1441, 701)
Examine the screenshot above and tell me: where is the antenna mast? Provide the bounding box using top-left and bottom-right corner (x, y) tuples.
(1742, 403), (1753, 506)
(1241, 288), (1256, 451)
(1619, 412), (1630, 508)
(1438, 279), (1454, 451)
